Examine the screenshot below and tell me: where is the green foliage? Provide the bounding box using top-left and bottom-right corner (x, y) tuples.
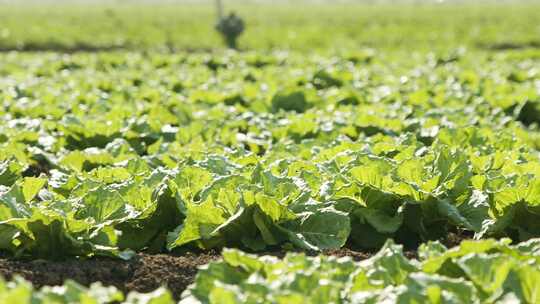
(0, 277), (172, 304)
(182, 238), (540, 304)
(0, 2), (539, 301)
(0, 3), (539, 52)
(1, 49), (540, 258)
(271, 91), (310, 113)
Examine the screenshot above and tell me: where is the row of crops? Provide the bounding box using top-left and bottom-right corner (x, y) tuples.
(1, 238), (540, 303)
(1, 48), (540, 302)
(1, 3), (539, 53)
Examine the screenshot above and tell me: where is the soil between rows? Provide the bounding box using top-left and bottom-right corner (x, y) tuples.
(0, 251), (218, 300)
(0, 232), (468, 300)
(0, 248), (381, 300)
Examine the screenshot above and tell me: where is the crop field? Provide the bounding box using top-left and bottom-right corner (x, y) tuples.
(1, 0), (540, 303)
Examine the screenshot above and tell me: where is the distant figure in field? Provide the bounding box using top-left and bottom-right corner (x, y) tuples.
(215, 12), (245, 49)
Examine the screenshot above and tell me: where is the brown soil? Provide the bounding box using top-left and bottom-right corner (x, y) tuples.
(0, 252), (218, 300)
(443, 230), (475, 248)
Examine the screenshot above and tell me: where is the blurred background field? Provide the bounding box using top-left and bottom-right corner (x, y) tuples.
(0, 0), (539, 53)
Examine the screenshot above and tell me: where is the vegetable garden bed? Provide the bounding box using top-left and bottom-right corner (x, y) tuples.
(1, 4), (540, 300)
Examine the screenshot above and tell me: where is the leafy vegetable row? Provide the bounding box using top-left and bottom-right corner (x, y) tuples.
(1, 51), (539, 258)
(1, 131), (539, 258)
(182, 238), (540, 304)
(0, 277), (173, 304)
(1, 238), (539, 303)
